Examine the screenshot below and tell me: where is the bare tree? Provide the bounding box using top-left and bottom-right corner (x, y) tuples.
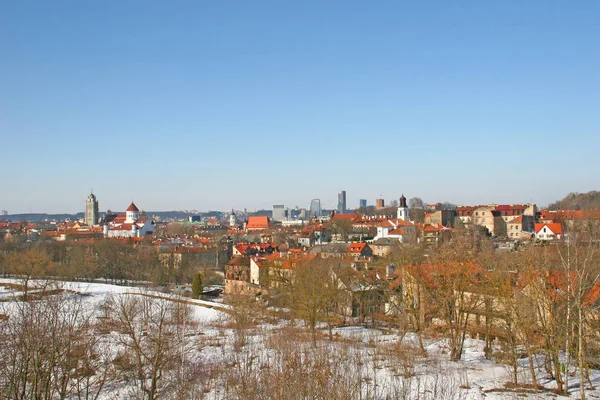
(557, 219), (600, 399)
(4, 247), (52, 301)
(104, 293), (199, 400)
(283, 258), (344, 344)
(408, 197), (424, 209)
(0, 288), (111, 400)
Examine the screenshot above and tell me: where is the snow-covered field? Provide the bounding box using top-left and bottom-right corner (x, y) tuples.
(1, 278), (599, 399)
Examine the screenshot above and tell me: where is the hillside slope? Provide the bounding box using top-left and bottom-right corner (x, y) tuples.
(547, 191), (600, 210)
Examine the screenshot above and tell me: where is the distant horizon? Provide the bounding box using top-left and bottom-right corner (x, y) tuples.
(0, 191), (583, 216)
(2, 2), (598, 215)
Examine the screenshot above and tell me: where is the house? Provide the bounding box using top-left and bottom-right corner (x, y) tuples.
(535, 223), (563, 240)
(421, 223), (450, 245)
(159, 246), (204, 269)
(297, 225), (331, 247)
(506, 216), (534, 240)
(457, 204), (537, 235)
(456, 206), (477, 224)
(471, 206), (503, 236)
(224, 256), (253, 294)
(370, 238), (398, 257)
(373, 219), (416, 243)
(424, 210), (457, 228)
(346, 242), (373, 259)
(308, 243), (350, 258)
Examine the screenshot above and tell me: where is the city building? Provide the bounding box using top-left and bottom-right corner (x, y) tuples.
(310, 199), (321, 217)
(272, 205), (285, 221)
(84, 192), (99, 226)
(375, 199), (385, 209)
(337, 190), (347, 214)
(359, 199), (367, 209)
(103, 202), (155, 238)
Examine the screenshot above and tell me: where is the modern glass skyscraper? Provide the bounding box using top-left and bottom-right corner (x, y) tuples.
(310, 199), (321, 217)
(337, 190), (347, 214)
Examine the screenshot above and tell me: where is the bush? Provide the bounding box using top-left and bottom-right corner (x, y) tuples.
(192, 272), (203, 299)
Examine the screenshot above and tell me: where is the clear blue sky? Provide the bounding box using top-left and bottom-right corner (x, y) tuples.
(1, 1), (598, 213)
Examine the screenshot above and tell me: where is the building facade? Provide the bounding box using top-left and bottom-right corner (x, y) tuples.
(272, 205), (285, 221)
(310, 199), (321, 217)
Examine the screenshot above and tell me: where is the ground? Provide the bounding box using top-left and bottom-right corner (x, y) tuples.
(1, 278), (598, 399)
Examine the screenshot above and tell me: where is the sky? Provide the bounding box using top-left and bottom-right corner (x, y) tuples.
(1, 1), (598, 214)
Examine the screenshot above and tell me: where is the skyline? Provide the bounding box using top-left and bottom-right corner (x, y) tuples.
(0, 187), (569, 216)
(1, 1), (599, 213)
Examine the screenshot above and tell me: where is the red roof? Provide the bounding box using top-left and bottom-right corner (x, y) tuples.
(508, 215), (523, 224)
(535, 223), (563, 235)
(332, 213), (360, 221)
(347, 242), (368, 254)
(126, 202), (139, 212)
(246, 216), (269, 229)
(422, 224), (445, 233)
(389, 228), (409, 235)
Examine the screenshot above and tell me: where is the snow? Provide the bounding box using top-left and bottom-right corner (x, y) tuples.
(0, 278), (226, 322)
(2, 278), (600, 399)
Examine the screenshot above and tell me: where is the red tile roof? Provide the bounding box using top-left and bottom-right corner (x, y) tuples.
(347, 242), (368, 253)
(422, 224), (445, 233)
(535, 223), (563, 235)
(247, 216), (269, 229)
(126, 202), (139, 212)
(508, 215), (523, 224)
(332, 213), (360, 221)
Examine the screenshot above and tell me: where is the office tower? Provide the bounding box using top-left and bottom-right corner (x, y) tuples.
(272, 205), (285, 221)
(310, 199), (321, 217)
(337, 190), (347, 214)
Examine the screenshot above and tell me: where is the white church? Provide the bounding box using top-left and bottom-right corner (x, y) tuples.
(103, 202), (156, 238)
(373, 195), (417, 243)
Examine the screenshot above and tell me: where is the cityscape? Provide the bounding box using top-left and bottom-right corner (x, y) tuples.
(1, 1), (599, 399)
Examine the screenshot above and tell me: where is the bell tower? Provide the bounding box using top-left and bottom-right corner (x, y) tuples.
(85, 192), (99, 226)
(397, 194), (409, 221)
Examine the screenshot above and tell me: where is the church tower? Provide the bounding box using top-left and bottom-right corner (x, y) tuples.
(85, 192), (99, 226)
(125, 202), (140, 224)
(397, 194), (409, 221)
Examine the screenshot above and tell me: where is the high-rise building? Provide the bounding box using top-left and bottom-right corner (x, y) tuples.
(359, 199), (367, 209)
(310, 199), (321, 217)
(84, 192), (99, 226)
(337, 190), (347, 214)
(375, 198), (385, 209)
(272, 205), (285, 221)
(1, 210), (7, 216)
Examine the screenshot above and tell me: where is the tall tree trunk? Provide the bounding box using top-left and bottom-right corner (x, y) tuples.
(579, 306), (586, 400)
